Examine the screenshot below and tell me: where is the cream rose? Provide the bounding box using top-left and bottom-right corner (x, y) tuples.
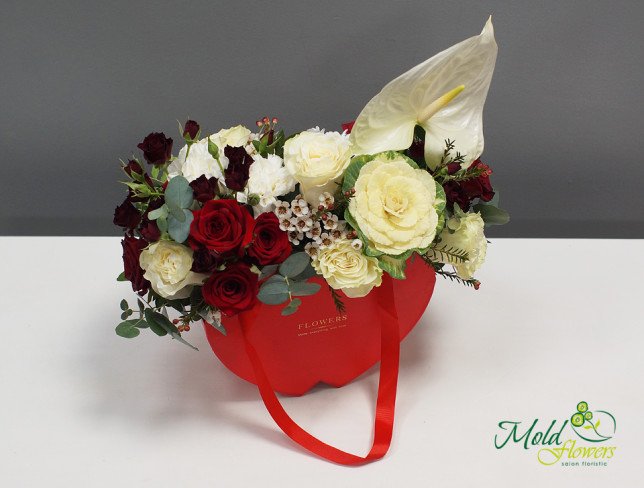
(348, 153), (440, 255)
(247, 154), (297, 212)
(283, 128), (352, 204)
(432, 211), (486, 279)
(139, 241), (208, 299)
(312, 238), (383, 298)
(210, 125), (252, 148)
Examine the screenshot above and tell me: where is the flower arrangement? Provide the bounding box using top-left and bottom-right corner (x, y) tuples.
(113, 19), (508, 348)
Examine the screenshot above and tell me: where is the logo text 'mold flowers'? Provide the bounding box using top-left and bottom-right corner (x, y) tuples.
(494, 401), (617, 466)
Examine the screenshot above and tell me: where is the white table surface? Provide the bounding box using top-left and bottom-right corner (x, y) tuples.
(0, 237), (642, 487)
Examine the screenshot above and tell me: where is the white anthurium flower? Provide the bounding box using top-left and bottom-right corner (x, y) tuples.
(349, 18), (497, 169)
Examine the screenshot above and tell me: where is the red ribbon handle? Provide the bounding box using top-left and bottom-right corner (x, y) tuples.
(238, 277), (401, 465)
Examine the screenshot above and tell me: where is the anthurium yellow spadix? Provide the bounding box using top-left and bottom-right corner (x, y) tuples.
(349, 18), (497, 169)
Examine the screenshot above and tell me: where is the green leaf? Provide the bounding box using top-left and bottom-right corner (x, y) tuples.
(206, 319), (227, 336)
(278, 252), (310, 278)
(120, 299), (128, 311)
(147, 205), (168, 221)
(116, 272), (126, 282)
(168, 209), (194, 243)
(583, 425), (592, 430)
(472, 203), (510, 226)
(434, 181), (446, 217)
(169, 332), (199, 351)
(167, 202), (186, 222)
(264, 274), (286, 286)
(281, 298), (302, 316)
(165, 175), (193, 209)
(378, 255), (407, 279)
(291, 263), (317, 281)
(115, 321), (141, 338)
(258, 281), (290, 305)
(289, 281), (321, 297)
(144, 309), (179, 336)
(259, 264), (279, 280)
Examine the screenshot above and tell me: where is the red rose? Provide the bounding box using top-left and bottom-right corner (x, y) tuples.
(137, 132), (173, 165)
(443, 159), (495, 211)
(113, 197), (141, 229)
(121, 235), (150, 295)
(247, 212), (292, 265)
(189, 199), (254, 256)
(202, 262), (259, 316)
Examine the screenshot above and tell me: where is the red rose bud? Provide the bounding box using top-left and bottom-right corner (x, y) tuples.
(223, 146), (253, 191)
(183, 120), (200, 140)
(137, 132), (173, 165)
(342, 121), (355, 134)
(121, 235), (150, 295)
(189, 175), (218, 203)
(189, 199), (254, 256)
(123, 159), (143, 176)
(113, 197), (142, 229)
(202, 262), (259, 316)
(247, 212), (292, 266)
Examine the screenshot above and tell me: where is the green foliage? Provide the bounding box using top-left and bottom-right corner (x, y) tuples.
(328, 286), (346, 314)
(281, 298), (302, 316)
(427, 244), (470, 264)
(278, 252), (310, 278)
(473, 203), (510, 226)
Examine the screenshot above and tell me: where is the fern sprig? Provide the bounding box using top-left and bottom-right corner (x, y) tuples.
(426, 245), (470, 264)
(329, 286), (346, 313)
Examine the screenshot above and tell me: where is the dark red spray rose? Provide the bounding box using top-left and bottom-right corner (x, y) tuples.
(461, 159), (494, 202)
(223, 146), (253, 191)
(189, 199), (254, 256)
(443, 159), (495, 211)
(183, 119), (200, 140)
(191, 247), (223, 273)
(113, 197), (141, 229)
(189, 175), (218, 203)
(121, 235), (150, 295)
(202, 262), (259, 316)
(341, 121), (355, 133)
(247, 212), (292, 265)
(139, 219), (161, 242)
(123, 159), (143, 176)
(137, 132), (173, 165)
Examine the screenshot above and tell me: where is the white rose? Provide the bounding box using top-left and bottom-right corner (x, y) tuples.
(139, 241), (208, 299)
(168, 138), (227, 182)
(209, 125), (252, 148)
(283, 128), (352, 204)
(247, 154), (297, 212)
(312, 238), (383, 298)
(433, 211), (487, 279)
(348, 152), (440, 256)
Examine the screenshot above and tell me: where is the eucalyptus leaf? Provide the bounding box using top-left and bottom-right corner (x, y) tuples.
(120, 299), (128, 311)
(264, 274), (286, 286)
(259, 264), (279, 280)
(157, 216), (168, 232)
(289, 281), (321, 297)
(147, 205), (168, 221)
(167, 202), (186, 222)
(258, 281), (290, 305)
(144, 309), (175, 336)
(472, 203), (510, 226)
(281, 298), (302, 316)
(115, 321), (140, 339)
(116, 272), (126, 282)
(278, 252), (310, 278)
(291, 263), (317, 281)
(168, 209), (194, 243)
(165, 175), (193, 209)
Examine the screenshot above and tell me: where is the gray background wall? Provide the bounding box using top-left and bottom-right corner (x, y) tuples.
(1, 0), (642, 237)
